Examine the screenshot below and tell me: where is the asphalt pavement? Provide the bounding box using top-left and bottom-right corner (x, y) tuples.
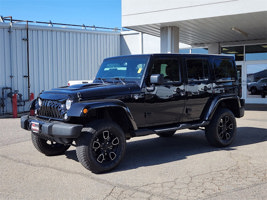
(0, 110), (266, 200)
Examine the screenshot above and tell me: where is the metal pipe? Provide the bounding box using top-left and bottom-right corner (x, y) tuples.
(1, 87), (12, 115)
(26, 21), (31, 100)
(3, 16), (12, 23)
(7, 18), (14, 95)
(2, 17), (119, 31)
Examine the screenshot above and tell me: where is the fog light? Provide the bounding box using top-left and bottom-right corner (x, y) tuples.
(64, 113), (68, 120)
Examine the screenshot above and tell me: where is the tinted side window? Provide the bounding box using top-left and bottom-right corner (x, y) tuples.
(214, 59), (236, 81)
(186, 59), (209, 82)
(260, 78), (267, 83)
(151, 59), (180, 82)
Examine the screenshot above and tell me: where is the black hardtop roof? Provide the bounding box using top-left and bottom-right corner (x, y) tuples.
(106, 53), (234, 60)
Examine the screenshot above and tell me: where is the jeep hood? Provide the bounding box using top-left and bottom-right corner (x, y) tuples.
(39, 83), (141, 101)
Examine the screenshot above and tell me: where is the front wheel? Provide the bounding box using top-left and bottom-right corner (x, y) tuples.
(76, 120), (126, 174)
(31, 133), (70, 156)
(250, 87), (257, 95)
(205, 108), (237, 147)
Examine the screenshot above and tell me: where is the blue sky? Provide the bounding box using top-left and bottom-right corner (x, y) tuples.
(0, 0), (122, 28)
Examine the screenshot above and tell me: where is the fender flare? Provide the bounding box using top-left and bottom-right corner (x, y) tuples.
(203, 95), (244, 121)
(67, 99), (138, 130)
(29, 99), (37, 110)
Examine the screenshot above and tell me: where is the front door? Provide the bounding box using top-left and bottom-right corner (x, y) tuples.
(143, 57), (185, 126)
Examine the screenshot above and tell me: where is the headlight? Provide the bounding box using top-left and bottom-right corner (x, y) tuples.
(38, 98), (42, 107)
(66, 99), (73, 110)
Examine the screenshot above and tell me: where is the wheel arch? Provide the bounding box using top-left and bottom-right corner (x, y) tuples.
(203, 96), (244, 121)
(94, 106), (137, 139)
(68, 99), (137, 139)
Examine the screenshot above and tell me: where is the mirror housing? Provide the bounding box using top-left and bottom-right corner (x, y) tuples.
(150, 74), (164, 85)
(146, 74), (164, 92)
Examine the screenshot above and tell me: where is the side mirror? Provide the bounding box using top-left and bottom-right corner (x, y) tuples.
(150, 74), (164, 85)
(147, 74), (164, 92)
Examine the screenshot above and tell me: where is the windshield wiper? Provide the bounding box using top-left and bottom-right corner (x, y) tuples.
(113, 77), (126, 85)
(96, 77), (107, 84)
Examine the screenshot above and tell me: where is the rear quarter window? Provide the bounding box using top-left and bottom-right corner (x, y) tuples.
(214, 59), (237, 81)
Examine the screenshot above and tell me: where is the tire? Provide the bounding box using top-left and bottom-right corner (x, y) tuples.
(76, 120), (126, 174)
(157, 131), (175, 137)
(205, 108), (237, 147)
(31, 133), (70, 156)
(251, 87), (257, 95)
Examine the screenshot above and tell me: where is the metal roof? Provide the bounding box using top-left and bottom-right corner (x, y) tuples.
(124, 11), (267, 46)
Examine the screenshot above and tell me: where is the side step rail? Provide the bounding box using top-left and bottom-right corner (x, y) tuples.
(134, 121), (209, 137)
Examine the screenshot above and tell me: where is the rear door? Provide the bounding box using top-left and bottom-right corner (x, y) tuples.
(183, 56), (211, 121)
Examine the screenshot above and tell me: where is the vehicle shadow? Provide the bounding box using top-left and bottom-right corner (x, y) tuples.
(65, 127), (267, 172)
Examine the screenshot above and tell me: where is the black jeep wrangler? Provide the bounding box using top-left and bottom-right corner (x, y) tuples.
(21, 54), (245, 173)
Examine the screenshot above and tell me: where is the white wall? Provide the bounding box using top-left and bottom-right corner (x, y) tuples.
(0, 23), (120, 114)
(120, 31), (160, 55)
(122, 0), (267, 27)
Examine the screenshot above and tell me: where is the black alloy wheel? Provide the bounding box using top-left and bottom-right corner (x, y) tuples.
(76, 120), (126, 174)
(205, 108), (237, 147)
(92, 129), (120, 164)
(217, 115), (234, 140)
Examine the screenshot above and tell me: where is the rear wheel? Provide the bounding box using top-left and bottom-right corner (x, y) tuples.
(31, 133), (70, 156)
(205, 108), (237, 147)
(76, 120), (126, 174)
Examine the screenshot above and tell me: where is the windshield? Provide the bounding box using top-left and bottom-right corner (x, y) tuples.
(95, 55), (150, 85)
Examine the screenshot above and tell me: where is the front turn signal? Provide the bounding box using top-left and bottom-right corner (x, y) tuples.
(83, 108), (88, 114)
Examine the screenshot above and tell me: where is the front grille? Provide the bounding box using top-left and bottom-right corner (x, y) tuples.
(38, 100), (65, 119)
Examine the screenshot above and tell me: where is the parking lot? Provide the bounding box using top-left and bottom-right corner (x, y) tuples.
(0, 110), (266, 200)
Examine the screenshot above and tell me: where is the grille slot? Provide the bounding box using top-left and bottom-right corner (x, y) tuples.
(38, 100), (65, 119)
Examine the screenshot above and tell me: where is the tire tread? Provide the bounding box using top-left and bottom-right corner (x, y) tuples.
(205, 108), (236, 147)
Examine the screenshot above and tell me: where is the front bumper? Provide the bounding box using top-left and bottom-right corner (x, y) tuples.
(21, 115), (83, 139)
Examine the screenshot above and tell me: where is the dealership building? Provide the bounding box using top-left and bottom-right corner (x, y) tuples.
(122, 0), (267, 104)
(0, 0), (267, 115)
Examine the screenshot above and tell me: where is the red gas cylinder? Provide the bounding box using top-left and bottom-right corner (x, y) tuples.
(30, 93), (35, 116)
(12, 93), (18, 118)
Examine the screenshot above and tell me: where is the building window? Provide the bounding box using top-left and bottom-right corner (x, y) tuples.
(179, 48), (208, 54)
(246, 63), (267, 98)
(179, 49), (190, 54)
(221, 46), (244, 61)
(245, 44), (267, 61)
